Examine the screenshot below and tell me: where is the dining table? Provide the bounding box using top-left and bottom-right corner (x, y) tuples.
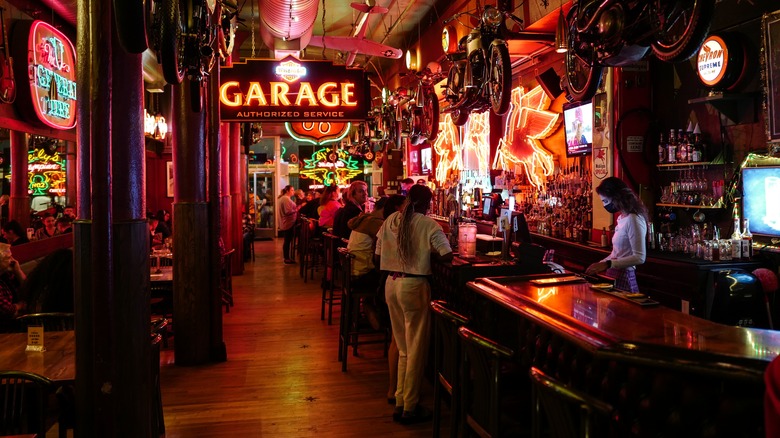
(0, 330), (75, 383)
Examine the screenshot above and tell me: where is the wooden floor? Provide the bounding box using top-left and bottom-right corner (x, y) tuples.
(157, 238), (449, 437)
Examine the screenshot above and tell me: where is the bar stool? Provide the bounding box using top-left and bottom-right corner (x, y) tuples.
(458, 326), (526, 438)
(430, 300), (470, 438)
(529, 367), (614, 438)
(221, 248), (235, 312)
(302, 218), (323, 283)
(298, 215), (309, 278)
(338, 247), (390, 372)
(321, 232), (344, 324)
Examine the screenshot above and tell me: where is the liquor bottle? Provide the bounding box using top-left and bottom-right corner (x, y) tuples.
(691, 134), (701, 162)
(731, 217), (742, 260)
(658, 132), (666, 164)
(667, 129), (677, 163)
(679, 130), (689, 163)
(600, 227), (608, 247)
(741, 218), (753, 260)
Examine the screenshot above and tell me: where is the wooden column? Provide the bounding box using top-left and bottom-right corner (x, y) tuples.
(65, 140), (77, 210)
(9, 130), (28, 228)
(220, 124), (231, 257)
(172, 76), (211, 365)
(110, 24), (152, 435)
(75, 0), (116, 435)
(229, 123), (242, 275)
(207, 65), (226, 362)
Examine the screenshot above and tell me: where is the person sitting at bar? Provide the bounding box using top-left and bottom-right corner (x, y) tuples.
(376, 185), (452, 425)
(400, 178), (414, 196)
(34, 213), (58, 240)
(56, 216), (73, 234)
(0, 220), (29, 246)
(317, 185), (341, 231)
(0, 244), (27, 330)
(333, 181), (368, 240)
(155, 209), (172, 239)
(148, 214), (163, 249)
(585, 176), (648, 292)
(299, 190), (321, 220)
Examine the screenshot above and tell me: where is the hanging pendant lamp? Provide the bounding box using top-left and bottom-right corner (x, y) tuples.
(555, 4), (568, 53)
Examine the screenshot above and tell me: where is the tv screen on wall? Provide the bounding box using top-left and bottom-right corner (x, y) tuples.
(742, 166), (780, 237)
(563, 100), (593, 157)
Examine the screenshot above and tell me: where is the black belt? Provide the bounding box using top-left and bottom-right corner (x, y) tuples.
(388, 271), (429, 279)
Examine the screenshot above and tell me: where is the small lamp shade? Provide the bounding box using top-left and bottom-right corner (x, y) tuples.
(555, 7), (568, 53)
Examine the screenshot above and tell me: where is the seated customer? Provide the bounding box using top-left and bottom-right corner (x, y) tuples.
(56, 216), (73, 234)
(1, 220), (29, 246)
(0, 244), (27, 330)
(34, 213), (58, 240)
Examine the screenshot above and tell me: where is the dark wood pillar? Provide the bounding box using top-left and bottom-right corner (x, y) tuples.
(75, 0), (115, 436)
(110, 25), (152, 435)
(207, 64), (226, 362)
(172, 77), (211, 365)
(229, 123), (242, 275)
(220, 124), (232, 259)
(9, 130), (28, 228)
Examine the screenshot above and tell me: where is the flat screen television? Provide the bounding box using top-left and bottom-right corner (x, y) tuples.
(563, 100), (594, 157)
(742, 166), (780, 237)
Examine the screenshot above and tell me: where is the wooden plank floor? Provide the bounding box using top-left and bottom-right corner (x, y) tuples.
(158, 238), (450, 437)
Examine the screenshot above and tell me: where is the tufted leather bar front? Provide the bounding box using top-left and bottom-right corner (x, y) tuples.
(465, 274), (777, 437)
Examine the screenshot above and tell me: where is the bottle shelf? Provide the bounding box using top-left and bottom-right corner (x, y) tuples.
(656, 203), (723, 209)
(656, 161), (720, 169)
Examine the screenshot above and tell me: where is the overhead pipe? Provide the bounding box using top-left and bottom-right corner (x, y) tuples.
(258, 0), (319, 58)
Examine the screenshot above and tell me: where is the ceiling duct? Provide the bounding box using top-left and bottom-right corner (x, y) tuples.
(258, 0), (319, 59)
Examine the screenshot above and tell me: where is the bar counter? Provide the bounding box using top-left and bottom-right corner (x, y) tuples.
(464, 274), (777, 436)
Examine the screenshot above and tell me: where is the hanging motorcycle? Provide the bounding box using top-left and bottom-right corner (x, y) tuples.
(441, 5), (521, 126)
(564, 0), (715, 102)
(113, 0), (239, 113)
(398, 67), (444, 145)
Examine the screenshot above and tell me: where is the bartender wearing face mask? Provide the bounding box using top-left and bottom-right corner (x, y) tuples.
(585, 177), (648, 292)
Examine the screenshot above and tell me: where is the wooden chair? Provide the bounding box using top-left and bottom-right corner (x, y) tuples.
(530, 367), (614, 438)
(15, 313), (75, 332)
(301, 218), (323, 283)
(0, 370), (53, 436)
(321, 232), (344, 324)
(151, 333), (165, 437)
(337, 247), (390, 372)
(430, 300), (469, 438)
(458, 326), (524, 438)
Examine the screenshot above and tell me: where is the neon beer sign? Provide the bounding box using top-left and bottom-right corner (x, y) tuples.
(219, 57), (369, 122)
(28, 148), (66, 196)
(13, 21), (77, 129)
(299, 148), (362, 187)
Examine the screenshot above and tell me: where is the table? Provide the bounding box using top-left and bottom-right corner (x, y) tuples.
(150, 267), (173, 283)
(0, 330), (75, 383)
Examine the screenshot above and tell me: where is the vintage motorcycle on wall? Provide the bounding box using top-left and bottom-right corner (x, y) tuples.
(441, 5), (523, 126)
(398, 67), (444, 146)
(563, 0), (715, 102)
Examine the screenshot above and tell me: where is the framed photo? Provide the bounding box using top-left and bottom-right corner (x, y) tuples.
(166, 161), (174, 197)
(763, 10), (780, 142)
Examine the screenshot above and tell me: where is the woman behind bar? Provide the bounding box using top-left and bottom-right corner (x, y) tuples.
(586, 176), (648, 292)
(376, 185), (452, 424)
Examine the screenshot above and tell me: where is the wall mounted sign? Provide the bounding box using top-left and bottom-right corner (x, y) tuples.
(285, 121), (351, 145)
(696, 33), (746, 90)
(27, 147), (66, 196)
(220, 56), (370, 122)
(12, 20), (77, 130)
(299, 147), (362, 187)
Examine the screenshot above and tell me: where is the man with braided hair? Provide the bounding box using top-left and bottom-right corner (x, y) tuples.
(375, 184), (452, 424)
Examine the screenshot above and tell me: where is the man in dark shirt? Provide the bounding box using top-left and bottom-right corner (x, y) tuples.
(333, 181), (368, 239)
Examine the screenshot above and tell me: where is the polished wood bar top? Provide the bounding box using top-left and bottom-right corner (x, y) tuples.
(0, 330), (75, 383)
(468, 275), (780, 368)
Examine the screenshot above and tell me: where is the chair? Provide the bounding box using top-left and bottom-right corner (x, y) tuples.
(321, 232), (344, 324)
(150, 284), (174, 320)
(221, 248), (236, 313)
(529, 367), (614, 438)
(15, 313), (75, 332)
(0, 370), (53, 436)
(458, 326), (524, 438)
(430, 300), (470, 438)
(301, 218), (323, 283)
(338, 247), (390, 372)
(151, 333), (165, 437)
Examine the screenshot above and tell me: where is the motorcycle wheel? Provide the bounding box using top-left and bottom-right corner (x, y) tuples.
(447, 64), (470, 126)
(113, 0), (148, 53)
(564, 14), (603, 102)
(489, 44), (512, 115)
(422, 88), (440, 143)
(160, 0), (186, 85)
(651, 0), (715, 62)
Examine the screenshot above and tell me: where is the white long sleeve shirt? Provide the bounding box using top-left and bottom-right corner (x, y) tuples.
(375, 211), (451, 275)
(605, 213), (647, 270)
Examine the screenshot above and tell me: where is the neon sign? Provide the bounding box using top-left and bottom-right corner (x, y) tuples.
(285, 121), (351, 145)
(27, 148), (66, 196)
(300, 148), (362, 187)
(432, 113), (462, 184)
(13, 21), (77, 130)
(462, 111), (491, 176)
(493, 86), (559, 187)
(220, 56), (370, 122)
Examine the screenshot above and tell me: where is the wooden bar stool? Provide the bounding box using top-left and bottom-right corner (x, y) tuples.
(321, 232), (344, 324)
(430, 300), (470, 438)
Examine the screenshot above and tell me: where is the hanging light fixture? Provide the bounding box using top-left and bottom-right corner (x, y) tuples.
(555, 2), (568, 53)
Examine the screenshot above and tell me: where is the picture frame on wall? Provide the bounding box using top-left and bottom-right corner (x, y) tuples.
(166, 161), (174, 197)
(762, 10), (780, 142)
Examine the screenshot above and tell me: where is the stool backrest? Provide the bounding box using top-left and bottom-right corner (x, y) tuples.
(0, 370), (52, 436)
(431, 300), (469, 388)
